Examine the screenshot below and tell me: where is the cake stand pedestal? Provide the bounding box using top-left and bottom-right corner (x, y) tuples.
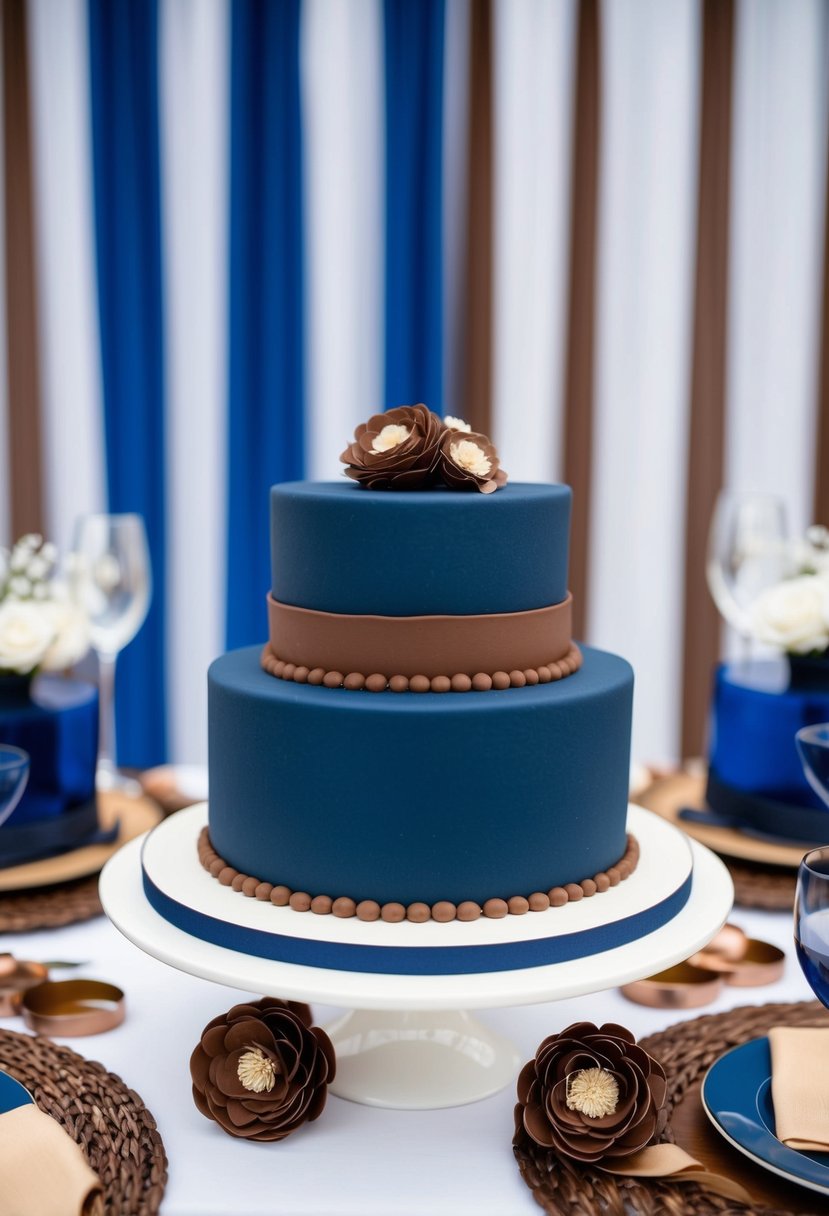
(99, 808), (732, 1110)
(322, 1008), (522, 1107)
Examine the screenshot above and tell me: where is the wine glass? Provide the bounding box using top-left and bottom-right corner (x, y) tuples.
(794, 847), (829, 1008)
(794, 724), (829, 1007)
(0, 745), (29, 829)
(706, 491), (790, 637)
(71, 514), (151, 793)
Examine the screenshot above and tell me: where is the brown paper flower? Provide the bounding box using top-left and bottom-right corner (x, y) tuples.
(340, 404), (444, 489)
(437, 428), (508, 494)
(190, 997), (336, 1142)
(515, 1022), (668, 1163)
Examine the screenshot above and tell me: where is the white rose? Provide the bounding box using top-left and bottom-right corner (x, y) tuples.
(749, 575), (829, 654)
(39, 600), (90, 672)
(0, 601), (57, 674)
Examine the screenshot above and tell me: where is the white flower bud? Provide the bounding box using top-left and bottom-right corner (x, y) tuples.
(26, 556), (49, 582)
(9, 576), (31, 598)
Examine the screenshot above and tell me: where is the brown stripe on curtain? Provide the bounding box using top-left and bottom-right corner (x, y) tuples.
(461, 0), (493, 434)
(562, 0), (600, 642)
(813, 117), (829, 527)
(2, 0), (44, 539)
(681, 0), (735, 758)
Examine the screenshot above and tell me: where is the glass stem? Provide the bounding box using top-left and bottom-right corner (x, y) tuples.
(97, 651), (118, 787)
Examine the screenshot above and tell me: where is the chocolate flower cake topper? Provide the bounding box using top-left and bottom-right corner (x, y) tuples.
(339, 404), (443, 490)
(190, 997), (336, 1142)
(340, 406), (508, 493)
(438, 428), (507, 495)
(515, 1021), (668, 1163)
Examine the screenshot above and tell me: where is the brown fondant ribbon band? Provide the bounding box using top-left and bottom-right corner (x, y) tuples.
(267, 593), (573, 679)
(20, 980), (125, 1037)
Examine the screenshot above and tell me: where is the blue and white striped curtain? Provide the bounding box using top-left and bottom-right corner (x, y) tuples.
(88, 0), (168, 767)
(2, 0), (828, 770)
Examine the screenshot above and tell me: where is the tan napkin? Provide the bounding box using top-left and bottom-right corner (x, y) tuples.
(604, 1143), (753, 1203)
(769, 1025), (829, 1152)
(0, 1104), (103, 1216)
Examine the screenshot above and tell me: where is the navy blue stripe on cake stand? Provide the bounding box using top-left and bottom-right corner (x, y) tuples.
(141, 868), (693, 977)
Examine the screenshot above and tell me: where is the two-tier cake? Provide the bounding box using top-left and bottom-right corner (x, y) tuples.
(202, 410), (636, 921)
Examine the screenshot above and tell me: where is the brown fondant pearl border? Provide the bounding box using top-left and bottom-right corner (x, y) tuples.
(260, 641), (583, 692)
(197, 828), (640, 923)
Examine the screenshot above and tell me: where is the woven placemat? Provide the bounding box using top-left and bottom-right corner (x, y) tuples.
(0, 872), (103, 933)
(514, 1000), (829, 1216)
(0, 1027), (167, 1213)
(726, 857), (797, 911)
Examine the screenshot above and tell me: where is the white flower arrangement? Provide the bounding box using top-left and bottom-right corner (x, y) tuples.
(745, 525), (829, 656)
(0, 535), (89, 676)
(749, 575), (829, 655)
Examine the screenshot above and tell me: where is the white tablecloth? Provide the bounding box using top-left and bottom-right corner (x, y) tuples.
(0, 894), (814, 1215)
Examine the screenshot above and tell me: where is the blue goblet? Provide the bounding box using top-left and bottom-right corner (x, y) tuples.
(794, 846), (829, 1009)
(0, 745), (29, 830)
(794, 725), (829, 1007)
(796, 723), (829, 809)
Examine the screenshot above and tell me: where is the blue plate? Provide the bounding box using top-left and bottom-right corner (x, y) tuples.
(0, 1067), (33, 1114)
(702, 1036), (829, 1198)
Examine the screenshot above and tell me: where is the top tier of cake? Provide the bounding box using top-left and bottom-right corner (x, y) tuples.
(270, 481), (571, 617)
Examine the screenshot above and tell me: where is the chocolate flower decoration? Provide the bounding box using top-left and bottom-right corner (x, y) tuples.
(515, 1022), (668, 1164)
(190, 997), (336, 1142)
(438, 428), (508, 494)
(340, 404), (443, 490)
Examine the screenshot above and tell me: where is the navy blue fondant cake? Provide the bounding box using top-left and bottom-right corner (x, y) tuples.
(209, 642), (632, 906)
(206, 474), (635, 913)
(707, 659), (829, 843)
(0, 675), (100, 866)
(270, 481), (572, 615)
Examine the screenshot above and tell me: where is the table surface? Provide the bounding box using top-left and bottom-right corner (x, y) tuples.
(0, 888), (814, 1215)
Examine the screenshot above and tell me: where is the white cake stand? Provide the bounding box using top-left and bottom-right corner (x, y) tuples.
(99, 805), (733, 1110)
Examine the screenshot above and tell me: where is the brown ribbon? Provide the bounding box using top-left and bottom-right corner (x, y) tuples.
(20, 980), (125, 1037)
(267, 593), (573, 679)
(603, 1143), (753, 1204)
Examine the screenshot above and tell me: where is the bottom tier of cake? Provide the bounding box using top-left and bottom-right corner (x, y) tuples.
(207, 644), (633, 907)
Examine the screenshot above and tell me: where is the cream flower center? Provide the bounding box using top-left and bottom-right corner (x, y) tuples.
(371, 424), (410, 453)
(444, 415), (471, 432)
(565, 1067), (619, 1118)
(237, 1048), (276, 1093)
(450, 439), (491, 478)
